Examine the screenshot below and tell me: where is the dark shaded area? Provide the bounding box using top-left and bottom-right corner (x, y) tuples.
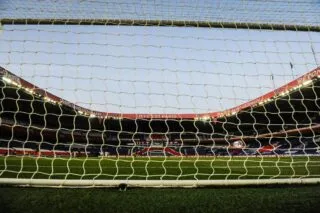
(0, 185), (320, 213)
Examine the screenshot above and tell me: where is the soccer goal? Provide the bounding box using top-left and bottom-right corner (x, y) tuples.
(0, 0), (320, 188)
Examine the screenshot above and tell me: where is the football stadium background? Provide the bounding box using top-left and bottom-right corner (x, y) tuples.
(1, 0), (320, 213)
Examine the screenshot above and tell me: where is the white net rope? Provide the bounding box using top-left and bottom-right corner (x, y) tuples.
(0, 0), (320, 186)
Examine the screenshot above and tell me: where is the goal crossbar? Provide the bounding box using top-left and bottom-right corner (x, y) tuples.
(1, 18), (320, 32)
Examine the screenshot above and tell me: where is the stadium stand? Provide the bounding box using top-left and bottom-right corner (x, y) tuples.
(1, 66), (320, 157)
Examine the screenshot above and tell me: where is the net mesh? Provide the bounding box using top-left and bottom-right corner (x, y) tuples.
(0, 0), (320, 186)
(2, 0), (320, 25)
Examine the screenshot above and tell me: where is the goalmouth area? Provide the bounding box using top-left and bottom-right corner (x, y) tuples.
(1, 156), (320, 186)
(1, 66), (320, 187)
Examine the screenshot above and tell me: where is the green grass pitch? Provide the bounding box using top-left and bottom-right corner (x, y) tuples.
(1, 156), (320, 213)
(0, 185), (320, 213)
(1, 155), (320, 180)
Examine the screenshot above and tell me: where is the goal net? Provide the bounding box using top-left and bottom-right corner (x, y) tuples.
(0, 0), (320, 187)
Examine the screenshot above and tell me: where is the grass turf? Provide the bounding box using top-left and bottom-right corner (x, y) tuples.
(1, 156), (320, 180)
(1, 156), (320, 213)
(0, 185), (320, 213)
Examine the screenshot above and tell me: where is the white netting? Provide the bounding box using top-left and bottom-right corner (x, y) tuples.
(1, 0), (320, 26)
(0, 0), (320, 187)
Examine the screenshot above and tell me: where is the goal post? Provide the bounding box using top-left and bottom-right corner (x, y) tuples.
(1, 1), (320, 188)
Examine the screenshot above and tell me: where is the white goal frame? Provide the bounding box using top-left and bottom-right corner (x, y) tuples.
(0, 16), (320, 187)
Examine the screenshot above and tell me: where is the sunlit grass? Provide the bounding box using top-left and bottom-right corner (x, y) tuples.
(1, 156), (319, 180)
